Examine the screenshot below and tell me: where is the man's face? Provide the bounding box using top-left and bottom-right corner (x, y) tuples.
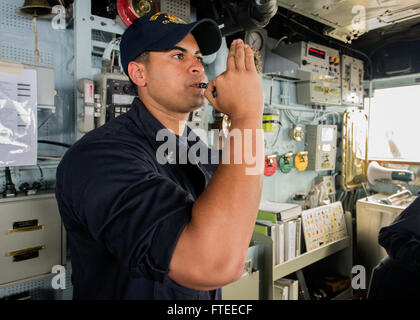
(140, 33), (207, 114)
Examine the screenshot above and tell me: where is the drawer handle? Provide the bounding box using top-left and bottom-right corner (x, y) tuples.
(7, 219), (43, 234)
(8, 225), (44, 234)
(6, 245), (45, 257)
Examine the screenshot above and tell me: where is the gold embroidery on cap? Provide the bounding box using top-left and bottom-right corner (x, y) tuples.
(149, 12), (163, 21)
(149, 12), (186, 24)
(164, 13), (186, 24)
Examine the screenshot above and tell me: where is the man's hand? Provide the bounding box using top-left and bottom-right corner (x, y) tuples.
(168, 40), (264, 291)
(204, 39), (264, 121)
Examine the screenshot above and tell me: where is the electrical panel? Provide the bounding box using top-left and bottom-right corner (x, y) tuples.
(94, 73), (137, 127)
(306, 125), (337, 171)
(273, 41), (342, 105)
(273, 41), (334, 76)
(341, 54), (364, 106)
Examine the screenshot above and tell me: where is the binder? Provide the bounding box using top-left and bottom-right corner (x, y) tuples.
(285, 219), (297, 261)
(278, 222), (285, 264)
(295, 217), (302, 257)
(258, 201), (302, 223)
(254, 221), (280, 265)
(275, 278), (299, 300)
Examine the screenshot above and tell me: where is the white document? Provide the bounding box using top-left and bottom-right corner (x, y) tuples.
(273, 224), (279, 265)
(295, 217), (302, 256)
(278, 222), (285, 264)
(0, 69), (37, 167)
(287, 220), (297, 260)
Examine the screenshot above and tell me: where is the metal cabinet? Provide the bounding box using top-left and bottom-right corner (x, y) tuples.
(0, 193), (65, 286)
(356, 193), (414, 285)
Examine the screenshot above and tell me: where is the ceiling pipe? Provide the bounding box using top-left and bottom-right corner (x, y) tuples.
(221, 0), (278, 36)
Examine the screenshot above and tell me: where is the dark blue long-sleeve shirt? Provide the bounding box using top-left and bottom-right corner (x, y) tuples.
(55, 98), (221, 299)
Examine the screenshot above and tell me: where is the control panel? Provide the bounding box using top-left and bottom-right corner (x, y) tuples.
(94, 73), (137, 127)
(341, 54), (364, 106)
(273, 41), (336, 76)
(272, 41), (365, 107)
(296, 45), (341, 106)
(306, 125), (337, 171)
(105, 78), (136, 122)
(273, 41), (330, 75)
(274, 41), (342, 105)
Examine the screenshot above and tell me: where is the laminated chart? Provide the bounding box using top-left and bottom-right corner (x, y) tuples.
(301, 202), (348, 251)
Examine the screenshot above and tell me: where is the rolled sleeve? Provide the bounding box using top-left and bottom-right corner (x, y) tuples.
(140, 205), (192, 281)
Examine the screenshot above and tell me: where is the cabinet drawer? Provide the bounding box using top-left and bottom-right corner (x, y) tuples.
(0, 194), (63, 285)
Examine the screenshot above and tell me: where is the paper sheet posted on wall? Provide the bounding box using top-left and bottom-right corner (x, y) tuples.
(0, 69), (37, 167)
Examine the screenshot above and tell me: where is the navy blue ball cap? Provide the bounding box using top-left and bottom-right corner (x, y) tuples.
(120, 12), (222, 76)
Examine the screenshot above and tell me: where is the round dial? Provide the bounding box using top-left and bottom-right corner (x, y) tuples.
(132, 0), (153, 17)
(247, 31), (263, 51)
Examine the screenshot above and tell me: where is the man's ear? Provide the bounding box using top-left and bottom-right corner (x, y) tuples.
(127, 61), (147, 87)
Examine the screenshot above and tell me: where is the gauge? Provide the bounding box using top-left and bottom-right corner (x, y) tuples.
(247, 30), (264, 51)
(245, 28), (267, 73)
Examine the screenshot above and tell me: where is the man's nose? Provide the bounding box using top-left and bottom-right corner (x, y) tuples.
(189, 58), (205, 74)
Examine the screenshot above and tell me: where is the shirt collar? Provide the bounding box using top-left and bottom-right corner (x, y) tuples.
(128, 97), (167, 151)
(127, 98), (213, 163)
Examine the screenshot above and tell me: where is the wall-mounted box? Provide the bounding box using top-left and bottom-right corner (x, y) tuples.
(306, 125), (338, 171)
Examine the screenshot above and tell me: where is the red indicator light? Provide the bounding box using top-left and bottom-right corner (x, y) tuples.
(308, 47), (326, 59)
